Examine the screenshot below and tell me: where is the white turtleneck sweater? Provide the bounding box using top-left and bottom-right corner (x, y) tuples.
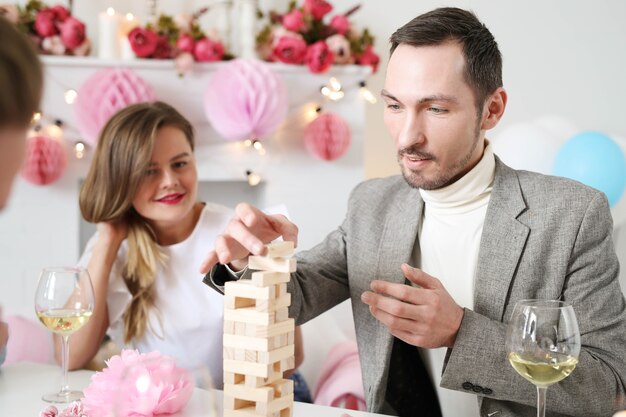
(416, 143), (495, 417)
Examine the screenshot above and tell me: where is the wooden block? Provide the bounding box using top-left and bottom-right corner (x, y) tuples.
(275, 307), (289, 322)
(249, 256), (296, 273)
(245, 369), (283, 388)
(234, 322), (246, 336)
(223, 383), (273, 403)
(256, 344), (294, 364)
(251, 271), (290, 287)
(270, 333), (288, 350)
(276, 283), (287, 297)
(223, 334), (271, 351)
(223, 406), (270, 417)
(225, 295), (256, 309)
(224, 359), (272, 378)
(226, 281), (275, 300)
(279, 356), (295, 373)
(280, 407), (293, 417)
(224, 320), (235, 334)
(265, 241), (295, 259)
(223, 371), (244, 385)
(225, 307), (275, 325)
(255, 393), (294, 415)
(246, 319), (294, 338)
(224, 347), (236, 360)
(256, 294), (290, 313)
(286, 330), (294, 345)
(223, 394), (254, 411)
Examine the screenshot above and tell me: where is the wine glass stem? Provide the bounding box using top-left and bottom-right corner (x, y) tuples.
(60, 335), (70, 395)
(536, 386), (547, 417)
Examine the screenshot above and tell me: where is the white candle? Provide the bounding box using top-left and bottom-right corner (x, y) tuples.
(98, 7), (120, 59)
(238, 0), (257, 59)
(119, 13), (139, 60)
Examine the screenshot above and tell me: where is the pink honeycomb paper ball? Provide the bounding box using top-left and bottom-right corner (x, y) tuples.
(74, 68), (157, 145)
(304, 112), (351, 161)
(21, 134), (67, 185)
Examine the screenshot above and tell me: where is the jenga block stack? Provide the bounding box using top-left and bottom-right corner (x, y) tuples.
(224, 241), (296, 417)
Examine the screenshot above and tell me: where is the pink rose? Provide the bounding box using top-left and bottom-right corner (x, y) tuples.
(50, 5), (70, 22)
(0, 4), (19, 23)
(153, 35), (173, 59)
(356, 44), (380, 73)
(303, 0), (333, 20)
(176, 33), (195, 53)
(39, 405), (58, 417)
(272, 35), (307, 64)
(59, 17), (85, 49)
(305, 40), (334, 73)
(175, 52), (194, 76)
(193, 38), (224, 62)
(59, 401), (86, 417)
(326, 34), (352, 64)
(34, 9), (58, 37)
(41, 35), (66, 55)
(329, 15), (350, 35)
(282, 9), (304, 32)
(128, 27), (158, 58)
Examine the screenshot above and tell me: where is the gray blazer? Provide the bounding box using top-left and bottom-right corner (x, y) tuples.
(287, 157), (626, 417)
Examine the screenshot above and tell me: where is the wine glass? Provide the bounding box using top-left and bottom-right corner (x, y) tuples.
(34, 266), (95, 403)
(506, 299), (581, 417)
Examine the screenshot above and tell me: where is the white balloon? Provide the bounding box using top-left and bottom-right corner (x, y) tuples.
(492, 120), (566, 175)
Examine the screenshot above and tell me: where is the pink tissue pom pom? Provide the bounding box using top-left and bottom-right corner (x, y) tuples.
(304, 112), (351, 161)
(82, 350), (194, 417)
(21, 134), (67, 185)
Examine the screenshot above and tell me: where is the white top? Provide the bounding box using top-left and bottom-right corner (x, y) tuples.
(417, 143), (496, 417)
(79, 203), (232, 387)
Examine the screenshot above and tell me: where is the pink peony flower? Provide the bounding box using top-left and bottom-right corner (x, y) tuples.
(0, 4), (19, 23)
(153, 35), (173, 59)
(34, 9), (58, 37)
(59, 401), (87, 417)
(329, 15), (350, 35)
(39, 405), (59, 417)
(305, 40), (334, 73)
(175, 52), (194, 76)
(59, 17), (85, 49)
(50, 5), (70, 22)
(303, 0), (333, 20)
(272, 35), (307, 64)
(128, 27), (158, 58)
(282, 9), (304, 32)
(176, 33), (195, 53)
(41, 35), (66, 55)
(326, 34), (352, 64)
(193, 37), (224, 62)
(82, 350), (193, 417)
(356, 44), (380, 73)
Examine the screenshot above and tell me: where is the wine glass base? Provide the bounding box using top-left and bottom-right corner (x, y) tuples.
(41, 390), (84, 403)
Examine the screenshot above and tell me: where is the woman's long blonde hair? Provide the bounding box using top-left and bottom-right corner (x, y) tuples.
(79, 101), (194, 343)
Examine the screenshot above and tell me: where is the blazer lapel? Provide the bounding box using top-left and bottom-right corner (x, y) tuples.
(474, 158), (529, 322)
(365, 184), (423, 409)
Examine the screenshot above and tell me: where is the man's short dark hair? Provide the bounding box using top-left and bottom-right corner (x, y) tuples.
(389, 7), (502, 109)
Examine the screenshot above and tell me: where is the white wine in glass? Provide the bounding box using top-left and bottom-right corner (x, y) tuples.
(506, 299), (581, 417)
(35, 267), (95, 403)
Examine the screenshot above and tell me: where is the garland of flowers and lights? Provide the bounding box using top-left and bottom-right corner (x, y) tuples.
(255, 0), (380, 74)
(0, 0), (90, 56)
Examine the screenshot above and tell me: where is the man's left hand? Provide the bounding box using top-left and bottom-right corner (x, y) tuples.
(361, 263), (464, 348)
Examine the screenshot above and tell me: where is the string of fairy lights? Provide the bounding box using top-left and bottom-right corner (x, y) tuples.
(34, 72), (377, 186)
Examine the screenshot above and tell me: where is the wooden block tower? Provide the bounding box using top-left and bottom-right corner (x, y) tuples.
(223, 241), (296, 417)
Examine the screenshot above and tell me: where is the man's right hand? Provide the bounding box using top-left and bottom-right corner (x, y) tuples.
(200, 203), (299, 274)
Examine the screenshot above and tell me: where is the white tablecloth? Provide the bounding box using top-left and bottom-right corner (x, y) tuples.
(0, 362), (390, 417)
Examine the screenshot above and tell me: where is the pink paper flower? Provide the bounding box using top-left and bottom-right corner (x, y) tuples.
(305, 40), (334, 73)
(41, 35), (66, 55)
(273, 35), (307, 64)
(82, 350), (193, 417)
(282, 9), (305, 32)
(153, 35), (173, 59)
(0, 4), (19, 23)
(128, 27), (158, 58)
(329, 15), (350, 35)
(50, 5), (70, 22)
(176, 33), (195, 53)
(326, 34), (352, 64)
(356, 44), (380, 73)
(193, 38), (224, 62)
(39, 405), (59, 417)
(34, 9), (58, 37)
(175, 52), (194, 76)
(303, 0), (333, 20)
(60, 16), (86, 49)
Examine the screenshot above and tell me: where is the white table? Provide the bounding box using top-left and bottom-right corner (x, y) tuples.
(0, 362), (390, 417)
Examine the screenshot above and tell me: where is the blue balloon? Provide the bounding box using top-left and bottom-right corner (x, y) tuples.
(553, 131), (626, 207)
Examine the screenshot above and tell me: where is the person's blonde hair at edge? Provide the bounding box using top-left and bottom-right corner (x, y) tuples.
(79, 101), (195, 343)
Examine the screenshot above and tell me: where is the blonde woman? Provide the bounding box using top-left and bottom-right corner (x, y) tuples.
(65, 102), (304, 389)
